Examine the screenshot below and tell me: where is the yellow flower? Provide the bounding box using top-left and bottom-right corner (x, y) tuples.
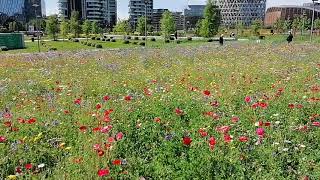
(7, 175), (17, 180)
(65, 147), (72, 150)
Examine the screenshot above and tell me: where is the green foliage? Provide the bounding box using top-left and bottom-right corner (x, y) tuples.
(274, 19), (284, 33)
(137, 16), (147, 35)
(70, 11), (81, 38)
(113, 20), (131, 35)
(160, 11), (176, 40)
(200, 0), (220, 37)
(82, 20), (91, 40)
(251, 20), (263, 36)
(46, 15), (59, 41)
(60, 18), (69, 40)
(283, 19), (292, 32)
(8, 21), (17, 32)
(91, 21), (100, 35)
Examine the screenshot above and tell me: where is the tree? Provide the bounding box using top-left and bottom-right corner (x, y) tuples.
(236, 21), (245, 36)
(60, 18), (69, 41)
(8, 21), (16, 32)
(195, 19), (202, 36)
(82, 20), (91, 40)
(274, 18), (284, 33)
(91, 21), (99, 35)
(251, 20), (262, 36)
(70, 11), (81, 38)
(199, 0), (220, 38)
(113, 20), (131, 35)
(292, 17), (300, 35)
(283, 19), (292, 32)
(160, 11), (175, 40)
(46, 15), (59, 40)
(314, 18), (320, 35)
(137, 16), (146, 35)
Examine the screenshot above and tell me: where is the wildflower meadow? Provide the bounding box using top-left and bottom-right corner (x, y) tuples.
(0, 43), (319, 179)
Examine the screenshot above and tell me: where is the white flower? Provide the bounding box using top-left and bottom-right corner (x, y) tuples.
(38, 163), (45, 168)
(282, 148), (289, 152)
(275, 121), (280, 125)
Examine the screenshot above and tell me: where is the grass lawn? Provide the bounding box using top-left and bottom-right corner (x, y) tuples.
(0, 43), (319, 179)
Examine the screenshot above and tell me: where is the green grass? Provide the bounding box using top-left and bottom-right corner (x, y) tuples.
(0, 43), (319, 179)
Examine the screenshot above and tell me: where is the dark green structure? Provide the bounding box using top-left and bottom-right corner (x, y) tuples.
(0, 33), (25, 49)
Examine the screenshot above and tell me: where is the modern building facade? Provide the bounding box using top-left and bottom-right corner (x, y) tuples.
(58, 0), (117, 27)
(265, 3), (320, 27)
(172, 12), (184, 31)
(184, 5), (205, 29)
(0, 0), (45, 25)
(214, 0), (267, 27)
(152, 9), (168, 32)
(129, 0), (153, 29)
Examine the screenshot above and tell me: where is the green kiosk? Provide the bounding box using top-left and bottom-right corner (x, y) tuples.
(0, 33), (25, 50)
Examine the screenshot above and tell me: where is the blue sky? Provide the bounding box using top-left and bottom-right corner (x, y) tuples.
(46, 0), (310, 19)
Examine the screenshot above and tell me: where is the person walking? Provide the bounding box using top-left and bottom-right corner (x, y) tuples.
(219, 34), (224, 46)
(287, 31), (293, 44)
(174, 31), (178, 40)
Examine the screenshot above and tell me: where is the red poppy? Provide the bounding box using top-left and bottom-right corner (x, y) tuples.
(93, 144), (101, 150)
(209, 137), (216, 148)
(175, 108), (184, 116)
(74, 98), (81, 105)
(124, 96), (132, 101)
(210, 101), (219, 107)
(264, 122), (271, 127)
(27, 118), (36, 124)
(93, 127), (102, 132)
(203, 90), (211, 96)
(17, 117), (25, 124)
(224, 134), (233, 143)
(182, 137), (192, 146)
(198, 128), (208, 137)
(64, 110), (70, 114)
(79, 126), (87, 132)
(288, 104), (295, 109)
(154, 117), (161, 123)
(112, 159), (121, 166)
(103, 95), (111, 101)
(312, 122), (320, 127)
(216, 126), (231, 134)
(0, 136), (6, 143)
(25, 163), (33, 170)
(258, 102), (268, 109)
(4, 121), (12, 127)
(116, 132), (124, 141)
(144, 88), (152, 96)
(108, 137), (115, 143)
(296, 104), (303, 109)
(97, 168), (110, 177)
(239, 136), (249, 142)
(96, 103), (102, 110)
(231, 116), (239, 123)
(16, 166), (22, 174)
(97, 149), (105, 157)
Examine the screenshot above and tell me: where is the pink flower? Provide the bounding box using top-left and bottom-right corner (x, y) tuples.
(231, 116), (239, 123)
(74, 98), (81, 105)
(224, 134), (233, 143)
(216, 126), (231, 134)
(98, 168), (110, 177)
(116, 132), (124, 140)
(175, 108), (184, 116)
(209, 137), (216, 150)
(245, 96), (252, 103)
(101, 125), (112, 133)
(312, 122), (320, 127)
(25, 163), (33, 170)
(0, 136), (6, 143)
(239, 136), (249, 142)
(93, 144), (101, 150)
(256, 128), (265, 136)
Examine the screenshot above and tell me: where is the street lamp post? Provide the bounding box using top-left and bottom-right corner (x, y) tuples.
(32, 4), (40, 53)
(184, 0), (190, 37)
(235, 8), (240, 38)
(144, 0), (148, 46)
(310, 0), (318, 42)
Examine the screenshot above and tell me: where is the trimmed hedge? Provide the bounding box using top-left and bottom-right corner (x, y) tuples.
(96, 44), (102, 48)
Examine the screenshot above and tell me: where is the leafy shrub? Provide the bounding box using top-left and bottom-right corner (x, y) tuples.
(110, 37), (114, 39)
(127, 36), (132, 40)
(91, 43), (96, 47)
(103, 36), (107, 38)
(170, 37), (175, 41)
(111, 39), (116, 42)
(133, 42), (138, 45)
(87, 42), (92, 46)
(96, 44), (102, 48)
(97, 37), (101, 41)
(83, 42), (87, 45)
(31, 37), (35, 42)
(123, 40), (130, 44)
(106, 39), (110, 42)
(176, 40), (181, 44)
(48, 47), (57, 51)
(0, 46), (8, 51)
(73, 39), (79, 42)
(142, 37), (146, 41)
(165, 40), (170, 43)
(91, 37), (96, 40)
(207, 39), (213, 42)
(187, 37), (192, 41)
(139, 42), (145, 46)
(151, 37), (156, 41)
(134, 37), (139, 40)
(102, 38), (106, 41)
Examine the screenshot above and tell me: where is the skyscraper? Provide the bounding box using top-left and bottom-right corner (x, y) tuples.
(184, 5), (206, 29)
(215, 0), (267, 27)
(0, 0), (45, 25)
(58, 0), (117, 27)
(129, 0), (153, 29)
